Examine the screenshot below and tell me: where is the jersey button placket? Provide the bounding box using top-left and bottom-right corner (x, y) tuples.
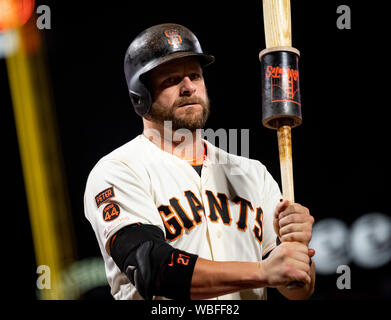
(199, 159), (217, 262)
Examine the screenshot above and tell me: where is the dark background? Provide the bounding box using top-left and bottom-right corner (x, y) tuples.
(2, 0), (390, 300)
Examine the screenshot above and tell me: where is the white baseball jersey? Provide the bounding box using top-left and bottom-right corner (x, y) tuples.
(84, 134), (282, 300)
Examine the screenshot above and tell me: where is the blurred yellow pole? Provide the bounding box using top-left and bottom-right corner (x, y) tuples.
(5, 19), (76, 299)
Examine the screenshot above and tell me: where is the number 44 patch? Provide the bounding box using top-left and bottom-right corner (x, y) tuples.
(103, 202), (120, 222)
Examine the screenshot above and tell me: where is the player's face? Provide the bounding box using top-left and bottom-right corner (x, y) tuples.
(145, 57), (210, 131)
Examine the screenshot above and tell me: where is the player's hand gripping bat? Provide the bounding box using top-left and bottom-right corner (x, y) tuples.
(260, 0), (305, 288)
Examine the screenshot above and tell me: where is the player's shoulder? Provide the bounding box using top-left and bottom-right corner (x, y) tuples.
(86, 134), (152, 181)
(102, 134), (150, 161)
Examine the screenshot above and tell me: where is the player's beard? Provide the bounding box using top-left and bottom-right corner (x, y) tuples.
(148, 94), (210, 131)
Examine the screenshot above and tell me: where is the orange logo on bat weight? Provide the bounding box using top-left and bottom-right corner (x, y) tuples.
(164, 29), (182, 48)
(266, 65), (301, 106)
(103, 202), (120, 222)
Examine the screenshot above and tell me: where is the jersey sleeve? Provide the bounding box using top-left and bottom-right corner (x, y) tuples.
(84, 159), (165, 255)
(259, 164), (282, 257)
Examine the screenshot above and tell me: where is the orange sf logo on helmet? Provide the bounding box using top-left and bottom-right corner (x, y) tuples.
(164, 29), (182, 48)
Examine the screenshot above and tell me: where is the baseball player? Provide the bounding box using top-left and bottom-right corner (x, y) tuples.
(84, 23), (315, 300)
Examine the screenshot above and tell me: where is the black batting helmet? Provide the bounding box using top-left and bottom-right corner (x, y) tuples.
(124, 23), (215, 117)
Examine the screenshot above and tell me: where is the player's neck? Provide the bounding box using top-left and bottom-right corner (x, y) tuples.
(143, 122), (204, 163)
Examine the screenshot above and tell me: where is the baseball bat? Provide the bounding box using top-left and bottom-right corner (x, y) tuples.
(262, 0), (295, 202)
(261, 0), (304, 288)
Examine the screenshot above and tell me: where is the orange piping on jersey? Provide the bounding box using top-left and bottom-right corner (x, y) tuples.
(203, 141), (208, 157)
(188, 142), (208, 166)
(172, 141), (207, 166)
(184, 152), (206, 166)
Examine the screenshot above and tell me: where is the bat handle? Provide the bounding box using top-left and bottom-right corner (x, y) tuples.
(277, 124), (295, 203)
(277, 122), (306, 289)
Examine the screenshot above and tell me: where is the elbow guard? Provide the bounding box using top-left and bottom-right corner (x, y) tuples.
(110, 224), (198, 300)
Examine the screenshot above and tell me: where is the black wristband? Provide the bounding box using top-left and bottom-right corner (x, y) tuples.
(155, 249), (198, 300)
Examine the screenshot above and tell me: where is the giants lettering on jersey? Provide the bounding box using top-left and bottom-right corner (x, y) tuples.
(158, 189), (264, 245)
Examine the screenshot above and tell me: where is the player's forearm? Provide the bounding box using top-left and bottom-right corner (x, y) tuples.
(190, 258), (266, 300)
(277, 261), (316, 300)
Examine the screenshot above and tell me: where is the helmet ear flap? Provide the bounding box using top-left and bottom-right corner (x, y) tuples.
(129, 88), (152, 117)
(129, 91), (142, 105)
